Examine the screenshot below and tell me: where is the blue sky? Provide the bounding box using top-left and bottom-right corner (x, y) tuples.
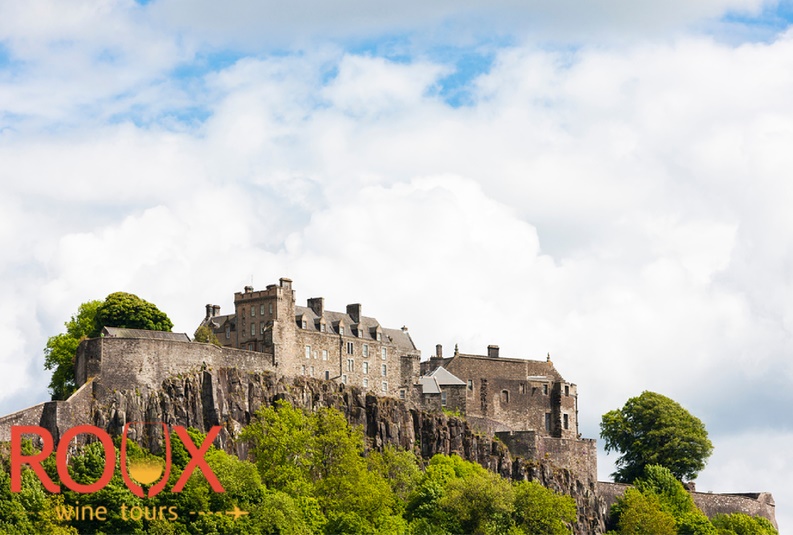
(2, 0), (793, 530)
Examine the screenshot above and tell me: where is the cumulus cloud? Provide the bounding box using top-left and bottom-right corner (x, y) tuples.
(2, 2), (793, 529)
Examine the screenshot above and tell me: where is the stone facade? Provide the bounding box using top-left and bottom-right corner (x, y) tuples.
(420, 345), (579, 440)
(200, 278), (420, 397)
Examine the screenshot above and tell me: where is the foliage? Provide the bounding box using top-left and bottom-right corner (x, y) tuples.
(43, 300), (101, 400)
(634, 465), (697, 519)
(193, 325), (221, 346)
(513, 480), (577, 535)
(711, 512), (779, 535)
(611, 487), (677, 535)
(600, 391), (714, 482)
(94, 291), (174, 334)
(44, 293), (172, 401)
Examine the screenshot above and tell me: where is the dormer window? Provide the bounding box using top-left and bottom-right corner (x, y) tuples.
(376, 332), (382, 342)
(302, 319), (307, 329)
(339, 327), (345, 336)
(320, 323), (326, 333)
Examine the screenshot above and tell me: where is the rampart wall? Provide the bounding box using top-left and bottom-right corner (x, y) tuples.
(75, 337), (277, 391)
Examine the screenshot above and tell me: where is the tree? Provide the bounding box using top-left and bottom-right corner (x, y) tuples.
(44, 293), (172, 401)
(600, 391), (713, 483)
(513, 480), (577, 535)
(94, 292), (173, 334)
(43, 300), (101, 400)
(194, 325), (221, 346)
(611, 488), (676, 535)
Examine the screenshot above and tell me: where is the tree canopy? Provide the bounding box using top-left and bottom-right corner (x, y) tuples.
(44, 292), (173, 400)
(600, 391), (713, 483)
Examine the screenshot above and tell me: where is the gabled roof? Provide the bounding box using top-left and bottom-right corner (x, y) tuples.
(428, 366), (466, 386)
(418, 366), (465, 395)
(418, 376), (441, 394)
(101, 327), (191, 342)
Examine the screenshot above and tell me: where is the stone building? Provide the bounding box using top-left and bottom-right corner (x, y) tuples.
(200, 277), (421, 397)
(419, 344), (578, 439)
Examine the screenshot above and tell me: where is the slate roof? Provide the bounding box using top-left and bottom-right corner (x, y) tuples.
(418, 366), (466, 394)
(101, 327), (191, 342)
(428, 366), (466, 386)
(294, 306), (417, 352)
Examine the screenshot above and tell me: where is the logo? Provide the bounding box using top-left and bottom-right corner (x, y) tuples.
(10, 423), (226, 497)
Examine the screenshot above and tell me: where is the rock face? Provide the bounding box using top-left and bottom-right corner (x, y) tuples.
(89, 367), (607, 534)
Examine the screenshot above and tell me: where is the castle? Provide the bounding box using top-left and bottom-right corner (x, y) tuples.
(0, 277), (777, 530)
(198, 277), (581, 445)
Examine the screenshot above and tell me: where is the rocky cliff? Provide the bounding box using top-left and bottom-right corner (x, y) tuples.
(88, 367), (607, 534)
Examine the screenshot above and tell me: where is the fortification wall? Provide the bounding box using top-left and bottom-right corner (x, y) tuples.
(597, 482), (777, 529)
(76, 337), (277, 392)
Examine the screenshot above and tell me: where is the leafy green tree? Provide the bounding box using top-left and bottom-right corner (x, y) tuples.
(193, 325), (221, 346)
(513, 480), (576, 535)
(611, 487), (676, 535)
(44, 293), (172, 401)
(711, 512), (778, 535)
(94, 291), (173, 334)
(43, 300), (101, 400)
(601, 391), (713, 482)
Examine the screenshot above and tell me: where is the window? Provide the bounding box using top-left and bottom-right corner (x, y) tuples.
(381, 347), (387, 360)
(363, 378), (369, 388)
(362, 344), (369, 357)
(543, 384), (548, 396)
(301, 319), (307, 329)
(545, 413), (552, 433)
(225, 326), (230, 339)
(467, 380), (473, 391)
(441, 391), (447, 406)
(301, 365), (306, 375)
(260, 323), (265, 335)
(251, 305), (255, 317)
(251, 323), (256, 336)
(376, 331), (382, 341)
(269, 303), (273, 315)
(325, 370), (330, 380)
(357, 327), (362, 338)
(342, 374), (348, 384)
(563, 414), (569, 430)
(501, 390), (509, 404)
(313, 350), (318, 359)
(347, 359), (354, 372)
(520, 383), (526, 394)
(381, 381), (388, 392)
(339, 327), (345, 336)
(322, 349), (328, 361)
(260, 304), (265, 315)
(346, 342), (354, 355)
(248, 343), (253, 351)
(305, 345), (311, 359)
(320, 323), (326, 333)
(565, 385), (570, 397)
(381, 364), (387, 377)
(363, 362), (369, 375)
(310, 366), (315, 377)
(399, 389), (406, 400)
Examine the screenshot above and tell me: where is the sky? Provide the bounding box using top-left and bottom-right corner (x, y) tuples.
(2, 0), (793, 529)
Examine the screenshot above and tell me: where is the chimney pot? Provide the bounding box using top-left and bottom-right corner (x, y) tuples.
(205, 304), (212, 320)
(244, 285), (254, 293)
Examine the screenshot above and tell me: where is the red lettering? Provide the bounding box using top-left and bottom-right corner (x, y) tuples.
(11, 426), (60, 493)
(56, 425), (115, 493)
(172, 426), (225, 492)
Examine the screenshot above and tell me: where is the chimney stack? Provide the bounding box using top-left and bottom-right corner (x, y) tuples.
(435, 344), (443, 358)
(487, 345), (500, 358)
(244, 285), (254, 293)
(212, 305), (220, 317)
(347, 303), (362, 323)
(205, 304), (213, 320)
(308, 297), (324, 317)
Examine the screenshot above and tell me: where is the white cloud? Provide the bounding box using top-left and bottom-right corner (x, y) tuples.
(2, 4), (793, 524)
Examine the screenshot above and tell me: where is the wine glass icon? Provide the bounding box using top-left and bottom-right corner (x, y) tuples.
(120, 421), (172, 498)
